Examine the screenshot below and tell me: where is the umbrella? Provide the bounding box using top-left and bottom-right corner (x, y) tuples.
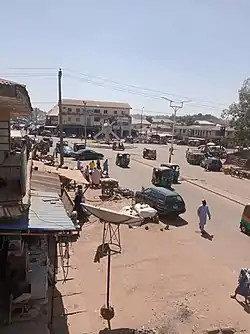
(207, 142), (215, 146)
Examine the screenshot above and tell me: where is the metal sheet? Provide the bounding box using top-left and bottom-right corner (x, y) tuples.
(29, 191), (75, 231)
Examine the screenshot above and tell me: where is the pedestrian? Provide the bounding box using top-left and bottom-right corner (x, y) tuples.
(231, 268), (250, 305)
(197, 200), (211, 233)
(103, 159), (109, 177)
(96, 159), (101, 171)
(77, 157), (81, 170)
(84, 165), (90, 182)
(89, 160), (95, 170)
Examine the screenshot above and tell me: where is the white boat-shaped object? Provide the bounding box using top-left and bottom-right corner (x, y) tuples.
(120, 203), (157, 226)
(82, 203), (142, 225)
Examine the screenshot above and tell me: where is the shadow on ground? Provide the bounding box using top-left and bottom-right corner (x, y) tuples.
(160, 216), (188, 228)
(201, 230), (214, 241)
(50, 287), (70, 334)
(99, 328), (151, 334)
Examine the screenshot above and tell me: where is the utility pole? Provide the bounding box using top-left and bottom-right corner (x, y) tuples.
(35, 108), (38, 138)
(58, 68), (64, 166)
(83, 101), (87, 147)
(140, 107), (144, 135)
(162, 97), (191, 163)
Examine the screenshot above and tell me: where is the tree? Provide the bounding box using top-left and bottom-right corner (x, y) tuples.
(222, 78), (250, 146)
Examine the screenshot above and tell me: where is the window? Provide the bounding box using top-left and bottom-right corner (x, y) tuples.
(68, 117), (71, 121)
(94, 117), (100, 122)
(68, 107), (72, 112)
(114, 110), (117, 114)
(76, 108), (80, 113)
(94, 109), (100, 113)
(104, 110), (108, 114)
(76, 117), (80, 122)
(63, 106), (66, 109)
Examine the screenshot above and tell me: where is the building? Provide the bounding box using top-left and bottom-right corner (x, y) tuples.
(174, 124), (234, 140)
(151, 118), (173, 133)
(193, 120), (215, 126)
(46, 99), (132, 137)
(131, 117), (152, 131)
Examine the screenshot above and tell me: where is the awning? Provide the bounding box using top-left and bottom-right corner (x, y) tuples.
(57, 168), (89, 185)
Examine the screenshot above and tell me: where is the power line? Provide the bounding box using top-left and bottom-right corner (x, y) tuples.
(64, 73), (222, 111)
(64, 69), (228, 108)
(2, 67), (229, 108)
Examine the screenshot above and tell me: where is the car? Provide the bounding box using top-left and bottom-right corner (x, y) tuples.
(200, 157), (222, 171)
(135, 186), (186, 217)
(63, 146), (74, 157)
(72, 149), (104, 161)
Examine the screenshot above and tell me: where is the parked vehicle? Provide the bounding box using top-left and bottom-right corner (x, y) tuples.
(112, 141), (125, 151)
(63, 146), (74, 157)
(72, 149), (104, 161)
(240, 204), (250, 234)
(200, 157), (222, 171)
(143, 148), (157, 160)
(73, 143), (86, 152)
(116, 153), (130, 168)
(160, 163), (180, 183)
(135, 186), (186, 217)
(152, 167), (173, 189)
(56, 141), (68, 151)
(186, 151), (204, 165)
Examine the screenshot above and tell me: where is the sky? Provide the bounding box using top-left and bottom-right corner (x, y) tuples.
(1, 0), (250, 116)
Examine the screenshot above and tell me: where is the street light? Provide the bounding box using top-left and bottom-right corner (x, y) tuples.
(162, 97), (191, 163)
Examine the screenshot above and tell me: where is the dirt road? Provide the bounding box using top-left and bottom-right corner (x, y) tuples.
(53, 149), (250, 333)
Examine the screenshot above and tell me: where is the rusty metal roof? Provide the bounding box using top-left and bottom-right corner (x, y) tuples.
(28, 191), (75, 231)
(0, 77), (32, 115)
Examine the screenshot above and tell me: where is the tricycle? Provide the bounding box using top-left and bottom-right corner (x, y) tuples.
(143, 148), (156, 160)
(240, 204), (250, 234)
(73, 143), (86, 152)
(112, 141), (125, 151)
(116, 153), (130, 168)
(152, 167), (173, 189)
(160, 163), (180, 183)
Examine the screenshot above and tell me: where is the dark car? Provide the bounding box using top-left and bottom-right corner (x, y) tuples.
(200, 157), (222, 171)
(63, 146), (74, 157)
(135, 186), (186, 217)
(72, 149), (104, 161)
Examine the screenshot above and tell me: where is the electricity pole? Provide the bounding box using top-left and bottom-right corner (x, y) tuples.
(83, 101), (87, 147)
(58, 68), (64, 166)
(162, 97), (191, 163)
(140, 107), (144, 136)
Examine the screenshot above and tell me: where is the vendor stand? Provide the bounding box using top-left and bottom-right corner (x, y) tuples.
(100, 178), (119, 197)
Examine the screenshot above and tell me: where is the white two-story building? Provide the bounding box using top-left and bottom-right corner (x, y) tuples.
(46, 99), (132, 137)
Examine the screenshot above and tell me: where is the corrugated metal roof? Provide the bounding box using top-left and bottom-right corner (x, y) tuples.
(29, 191), (75, 231)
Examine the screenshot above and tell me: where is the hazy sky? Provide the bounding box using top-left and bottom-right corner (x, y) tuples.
(1, 0), (250, 116)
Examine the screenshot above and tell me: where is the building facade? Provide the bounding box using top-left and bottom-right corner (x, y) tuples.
(174, 124), (234, 140)
(46, 99), (132, 137)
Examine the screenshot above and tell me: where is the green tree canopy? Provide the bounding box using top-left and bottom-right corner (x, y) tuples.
(222, 78), (250, 146)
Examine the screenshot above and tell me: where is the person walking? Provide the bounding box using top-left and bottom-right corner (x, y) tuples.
(197, 200), (211, 233)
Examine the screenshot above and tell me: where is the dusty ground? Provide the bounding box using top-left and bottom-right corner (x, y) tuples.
(54, 185), (249, 334)
(16, 145), (250, 334)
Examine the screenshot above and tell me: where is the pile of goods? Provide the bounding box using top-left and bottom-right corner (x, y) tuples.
(100, 178), (119, 197)
(120, 203), (159, 226)
(117, 187), (134, 198)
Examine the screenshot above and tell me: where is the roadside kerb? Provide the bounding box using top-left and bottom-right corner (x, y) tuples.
(132, 157), (246, 206)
